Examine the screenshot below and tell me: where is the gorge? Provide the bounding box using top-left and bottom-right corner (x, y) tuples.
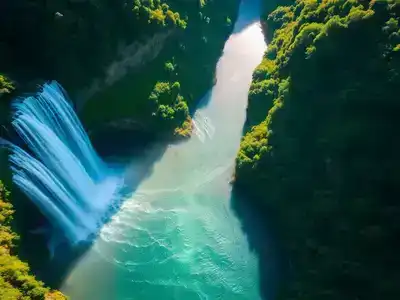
(62, 4), (269, 296)
(2, 0), (270, 299)
(6, 82), (121, 247)
(1, 0), (400, 299)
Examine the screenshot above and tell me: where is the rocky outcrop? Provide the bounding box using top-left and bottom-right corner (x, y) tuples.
(235, 1), (400, 299)
(77, 30), (174, 109)
(91, 118), (148, 134)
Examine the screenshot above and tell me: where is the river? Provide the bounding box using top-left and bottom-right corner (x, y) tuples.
(61, 1), (267, 299)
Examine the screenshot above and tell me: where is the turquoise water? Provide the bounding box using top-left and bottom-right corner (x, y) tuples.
(61, 1), (267, 299)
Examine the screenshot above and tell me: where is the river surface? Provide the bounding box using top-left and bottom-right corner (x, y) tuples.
(61, 1), (267, 299)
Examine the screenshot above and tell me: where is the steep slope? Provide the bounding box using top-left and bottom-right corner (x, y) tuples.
(0, 0), (240, 296)
(0, 0), (239, 137)
(235, 0), (400, 299)
(80, 0), (239, 136)
(0, 0), (185, 92)
(0, 182), (66, 299)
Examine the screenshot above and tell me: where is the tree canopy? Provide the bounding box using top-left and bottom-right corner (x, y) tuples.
(235, 0), (400, 299)
(0, 182), (66, 299)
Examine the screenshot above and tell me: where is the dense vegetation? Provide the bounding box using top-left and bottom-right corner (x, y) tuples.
(0, 182), (66, 300)
(0, 0), (186, 134)
(0, 0), (238, 137)
(235, 0), (400, 299)
(81, 0), (239, 136)
(0, 0), (183, 93)
(0, 0), (239, 296)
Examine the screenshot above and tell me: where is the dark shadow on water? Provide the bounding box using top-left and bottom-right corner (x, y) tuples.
(11, 0), (265, 291)
(232, 0), (262, 34)
(14, 128), (178, 289)
(192, 90), (213, 112)
(230, 185), (284, 300)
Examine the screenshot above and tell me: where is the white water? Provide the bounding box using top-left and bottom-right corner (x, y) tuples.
(61, 1), (268, 298)
(7, 82), (120, 245)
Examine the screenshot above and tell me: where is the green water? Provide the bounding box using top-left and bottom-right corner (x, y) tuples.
(61, 2), (267, 299)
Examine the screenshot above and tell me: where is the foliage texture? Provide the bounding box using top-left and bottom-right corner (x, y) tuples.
(235, 0), (400, 299)
(0, 182), (67, 299)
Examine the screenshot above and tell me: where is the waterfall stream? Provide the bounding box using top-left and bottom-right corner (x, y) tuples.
(7, 82), (120, 245)
(3, 0), (271, 298)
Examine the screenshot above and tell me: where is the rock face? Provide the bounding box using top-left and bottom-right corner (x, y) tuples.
(77, 30), (173, 109)
(0, 0), (184, 96)
(79, 0), (240, 132)
(0, 0), (240, 133)
(95, 118), (148, 133)
(235, 1), (400, 299)
(0, 1), (241, 296)
(106, 31), (173, 86)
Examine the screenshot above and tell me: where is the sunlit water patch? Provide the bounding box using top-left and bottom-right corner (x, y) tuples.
(62, 0), (266, 300)
(62, 0), (269, 299)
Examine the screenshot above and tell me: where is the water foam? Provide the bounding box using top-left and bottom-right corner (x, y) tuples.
(6, 81), (120, 246)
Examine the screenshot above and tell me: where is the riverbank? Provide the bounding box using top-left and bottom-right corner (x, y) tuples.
(0, 182), (67, 299)
(0, 1), (240, 138)
(80, 0), (240, 138)
(235, 0), (400, 299)
(0, 1), (240, 296)
(59, 1), (269, 298)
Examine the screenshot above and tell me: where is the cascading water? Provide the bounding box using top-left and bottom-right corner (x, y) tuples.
(5, 81), (120, 245)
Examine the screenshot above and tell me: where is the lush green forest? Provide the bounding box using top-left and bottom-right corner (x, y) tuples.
(0, 0), (184, 94)
(0, 0), (189, 132)
(0, 0), (238, 137)
(235, 0), (400, 299)
(80, 0), (239, 136)
(0, 182), (66, 299)
(0, 0), (239, 297)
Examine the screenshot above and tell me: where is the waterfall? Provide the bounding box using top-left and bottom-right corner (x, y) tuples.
(5, 81), (120, 245)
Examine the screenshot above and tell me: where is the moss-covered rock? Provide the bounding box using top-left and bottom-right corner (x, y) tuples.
(235, 0), (400, 299)
(0, 182), (67, 300)
(80, 0), (240, 134)
(0, 0), (240, 138)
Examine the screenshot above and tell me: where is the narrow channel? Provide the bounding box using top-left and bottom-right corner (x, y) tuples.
(61, 1), (267, 298)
